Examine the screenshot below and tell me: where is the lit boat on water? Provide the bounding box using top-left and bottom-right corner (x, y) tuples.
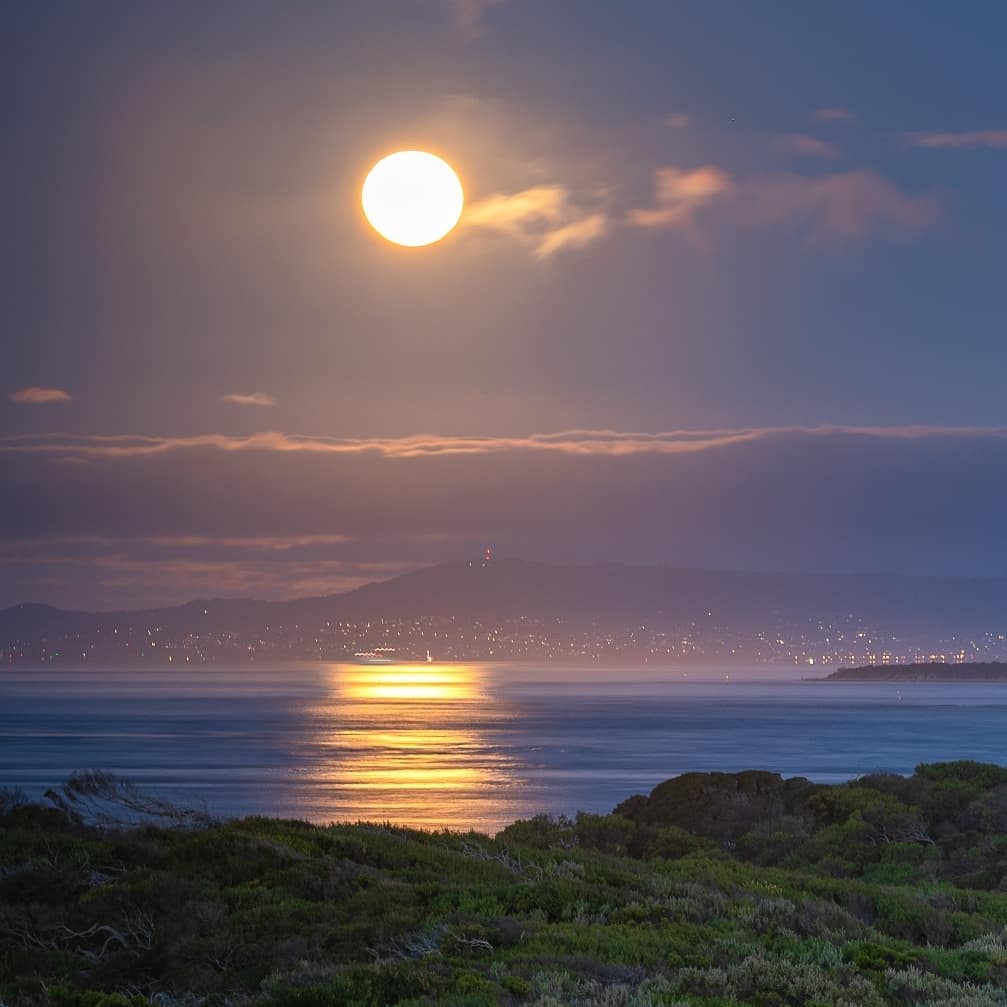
(353, 648), (397, 665)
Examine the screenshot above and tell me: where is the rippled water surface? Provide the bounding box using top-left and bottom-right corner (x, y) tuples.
(2, 663), (1006, 832)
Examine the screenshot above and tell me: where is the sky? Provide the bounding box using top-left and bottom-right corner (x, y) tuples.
(4, 1), (1007, 609)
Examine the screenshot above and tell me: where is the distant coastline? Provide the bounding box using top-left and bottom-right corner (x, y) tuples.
(816, 661), (1007, 682)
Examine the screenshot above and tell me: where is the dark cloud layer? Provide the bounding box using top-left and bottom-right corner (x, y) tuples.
(4, 427), (1006, 609)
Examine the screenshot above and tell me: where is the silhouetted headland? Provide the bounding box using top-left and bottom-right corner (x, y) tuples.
(818, 661), (1007, 682)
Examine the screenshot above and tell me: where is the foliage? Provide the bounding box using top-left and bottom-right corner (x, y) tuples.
(3, 763), (1007, 1005)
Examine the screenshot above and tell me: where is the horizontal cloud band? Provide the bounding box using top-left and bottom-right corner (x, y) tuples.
(5, 425), (1007, 608)
(4, 425), (1007, 460)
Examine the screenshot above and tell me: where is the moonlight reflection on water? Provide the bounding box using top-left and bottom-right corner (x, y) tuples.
(296, 664), (522, 828)
(2, 663), (1007, 833)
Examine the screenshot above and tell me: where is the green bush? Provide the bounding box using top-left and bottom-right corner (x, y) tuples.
(7, 767), (1007, 1007)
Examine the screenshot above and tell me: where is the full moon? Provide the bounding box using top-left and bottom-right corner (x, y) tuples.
(362, 151), (464, 247)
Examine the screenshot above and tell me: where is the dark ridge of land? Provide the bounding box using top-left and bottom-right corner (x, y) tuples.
(5, 761), (1007, 1006)
(821, 661), (1007, 682)
(5, 560), (1007, 635)
(5, 558), (1007, 665)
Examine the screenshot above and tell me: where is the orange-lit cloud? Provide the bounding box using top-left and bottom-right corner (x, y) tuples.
(906, 130), (1007, 150)
(9, 386), (72, 405)
(220, 392), (277, 407)
(664, 112), (691, 129)
(534, 213), (607, 259)
(628, 166), (734, 230)
(631, 166), (938, 241)
(777, 134), (839, 159)
(465, 185), (607, 259)
(3, 425), (1006, 463)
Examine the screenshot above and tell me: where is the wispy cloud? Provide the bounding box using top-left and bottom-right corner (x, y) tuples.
(631, 166), (938, 242)
(447, 0), (507, 38)
(814, 107), (856, 123)
(741, 170), (940, 240)
(906, 129), (1007, 150)
(220, 392), (277, 407)
(0, 533), (353, 559)
(628, 166), (733, 231)
(465, 185), (607, 259)
(664, 112), (691, 129)
(777, 134), (839, 159)
(534, 213), (607, 259)
(9, 386), (72, 405)
(4, 426), (1005, 463)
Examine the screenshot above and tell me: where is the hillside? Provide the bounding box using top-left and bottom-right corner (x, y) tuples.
(4, 559), (1007, 642)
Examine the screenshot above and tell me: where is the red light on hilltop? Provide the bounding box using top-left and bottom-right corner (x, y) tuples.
(484, 546), (492, 563)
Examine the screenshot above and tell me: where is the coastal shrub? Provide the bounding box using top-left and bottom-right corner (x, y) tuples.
(736, 896), (798, 934)
(637, 877), (731, 927)
(870, 888), (955, 946)
(792, 896), (865, 938)
(498, 814), (575, 850)
(863, 856), (926, 886)
(673, 952), (885, 1007)
(962, 928), (1007, 964)
(46, 992), (154, 1007)
(8, 770), (1007, 1007)
(0, 787), (29, 820)
(782, 935), (845, 967)
(522, 970), (696, 1007)
(843, 939), (919, 975)
(929, 948), (994, 984)
(884, 965), (1007, 1007)
(631, 824), (713, 861)
(574, 813), (636, 856)
(916, 761), (1007, 790)
(736, 813), (810, 866)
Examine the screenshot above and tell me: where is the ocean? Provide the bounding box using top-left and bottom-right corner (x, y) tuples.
(2, 662), (1005, 833)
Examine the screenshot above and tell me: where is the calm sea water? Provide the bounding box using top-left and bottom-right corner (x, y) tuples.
(2, 663), (1006, 833)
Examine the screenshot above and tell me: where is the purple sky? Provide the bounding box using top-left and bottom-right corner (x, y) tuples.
(4, 2), (1007, 607)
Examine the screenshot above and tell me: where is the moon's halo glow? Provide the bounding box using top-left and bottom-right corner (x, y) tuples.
(362, 151), (464, 247)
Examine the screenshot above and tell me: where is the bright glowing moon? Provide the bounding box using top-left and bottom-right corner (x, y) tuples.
(362, 151), (464, 247)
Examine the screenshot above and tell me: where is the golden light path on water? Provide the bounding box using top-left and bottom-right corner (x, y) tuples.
(296, 664), (523, 831)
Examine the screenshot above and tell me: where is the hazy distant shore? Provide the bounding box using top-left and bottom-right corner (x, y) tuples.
(814, 661), (1007, 682)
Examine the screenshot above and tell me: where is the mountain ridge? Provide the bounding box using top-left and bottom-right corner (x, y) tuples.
(3, 558), (1007, 639)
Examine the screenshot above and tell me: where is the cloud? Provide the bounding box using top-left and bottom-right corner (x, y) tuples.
(2, 425), (1005, 463)
(631, 166), (939, 242)
(4, 425), (1007, 608)
(777, 134), (839, 159)
(664, 112), (691, 129)
(447, 0), (507, 37)
(220, 392), (277, 407)
(814, 107), (856, 123)
(906, 130), (1007, 150)
(0, 539), (413, 608)
(741, 170), (940, 239)
(465, 185), (608, 259)
(628, 166), (734, 230)
(9, 386), (72, 405)
(534, 213), (607, 259)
